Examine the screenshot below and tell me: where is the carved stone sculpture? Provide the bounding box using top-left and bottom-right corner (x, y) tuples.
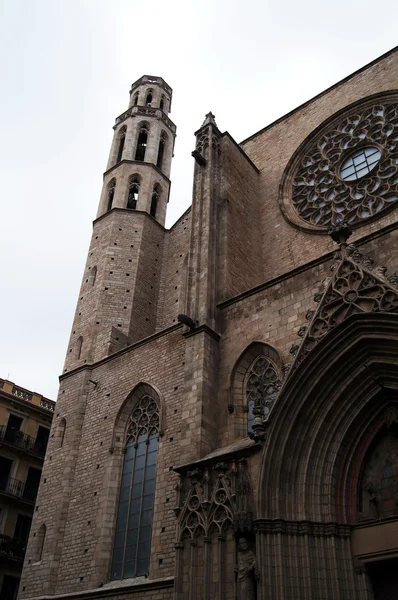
(236, 538), (259, 599)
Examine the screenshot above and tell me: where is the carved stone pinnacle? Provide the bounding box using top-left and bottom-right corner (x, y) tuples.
(201, 111), (218, 128)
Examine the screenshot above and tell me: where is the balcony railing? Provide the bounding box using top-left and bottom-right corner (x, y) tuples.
(0, 477), (38, 504)
(40, 398), (55, 412)
(0, 534), (26, 560)
(12, 385), (33, 402)
(0, 426), (47, 456)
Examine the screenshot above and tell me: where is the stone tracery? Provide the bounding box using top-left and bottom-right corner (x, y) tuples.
(246, 356), (281, 429)
(125, 394), (159, 444)
(290, 257), (398, 373)
(291, 101), (398, 228)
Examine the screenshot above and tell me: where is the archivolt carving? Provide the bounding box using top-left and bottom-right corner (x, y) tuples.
(290, 258), (398, 373)
(284, 97), (398, 230)
(176, 460), (253, 541)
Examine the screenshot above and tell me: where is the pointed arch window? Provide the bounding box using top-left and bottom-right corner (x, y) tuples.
(245, 356), (279, 432)
(116, 128), (126, 163)
(150, 184), (160, 218)
(160, 95), (165, 111)
(107, 179), (116, 211)
(135, 123), (148, 161)
(127, 176), (140, 210)
(145, 91), (153, 106)
(156, 132), (167, 170)
(111, 394), (159, 580)
(133, 92), (139, 106)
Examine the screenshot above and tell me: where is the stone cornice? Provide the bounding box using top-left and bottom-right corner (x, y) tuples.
(254, 518), (351, 538)
(59, 324), (182, 381)
(103, 159), (171, 184)
(183, 323), (221, 342)
(92, 207), (168, 231)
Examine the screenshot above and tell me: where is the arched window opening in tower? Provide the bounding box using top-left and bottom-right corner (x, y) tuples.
(160, 95), (165, 111)
(116, 129), (126, 163)
(107, 179), (116, 211)
(127, 177), (140, 210)
(150, 184), (160, 218)
(135, 124), (148, 161)
(146, 91), (152, 106)
(111, 394), (159, 580)
(156, 133), (166, 170)
(133, 92), (139, 106)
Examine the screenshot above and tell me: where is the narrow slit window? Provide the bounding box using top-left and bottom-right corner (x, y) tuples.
(91, 266), (97, 286)
(160, 95), (165, 111)
(77, 336), (83, 360)
(133, 92), (139, 106)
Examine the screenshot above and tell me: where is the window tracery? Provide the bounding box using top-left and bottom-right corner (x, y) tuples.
(245, 356), (280, 432)
(288, 100), (398, 229)
(111, 394), (159, 580)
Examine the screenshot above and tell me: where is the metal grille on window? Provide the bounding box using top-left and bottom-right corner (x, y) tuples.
(246, 356), (279, 433)
(111, 395), (159, 580)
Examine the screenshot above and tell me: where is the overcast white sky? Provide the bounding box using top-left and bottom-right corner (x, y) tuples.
(0, 0), (397, 400)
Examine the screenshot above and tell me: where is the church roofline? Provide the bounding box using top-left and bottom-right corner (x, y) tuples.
(240, 45), (398, 146)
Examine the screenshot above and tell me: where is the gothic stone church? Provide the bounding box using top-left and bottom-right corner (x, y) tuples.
(19, 47), (398, 600)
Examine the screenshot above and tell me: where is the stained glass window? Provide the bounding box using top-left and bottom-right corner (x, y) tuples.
(111, 395), (159, 580)
(340, 147), (381, 181)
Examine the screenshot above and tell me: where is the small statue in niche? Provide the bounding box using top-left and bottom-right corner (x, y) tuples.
(236, 537), (259, 598)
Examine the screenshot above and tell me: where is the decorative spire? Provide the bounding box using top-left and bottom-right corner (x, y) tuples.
(201, 112), (218, 128)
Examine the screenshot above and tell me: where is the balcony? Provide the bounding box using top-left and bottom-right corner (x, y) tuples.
(0, 477), (38, 504)
(0, 425), (47, 457)
(0, 534), (25, 561)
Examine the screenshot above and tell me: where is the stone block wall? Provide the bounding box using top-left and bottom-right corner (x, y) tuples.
(241, 49), (398, 282)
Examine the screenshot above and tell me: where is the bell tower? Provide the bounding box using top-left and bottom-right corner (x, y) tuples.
(64, 76), (176, 372)
(100, 75), (175, 224)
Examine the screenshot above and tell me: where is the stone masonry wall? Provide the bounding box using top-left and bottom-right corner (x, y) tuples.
(20, 328), (185, 598)
(64, 210), (166, 372)
(241, 50), (398, 282)
(217, 135), (263, 300)
(215, 226), (398, 448)
(156, 208), (191, 331)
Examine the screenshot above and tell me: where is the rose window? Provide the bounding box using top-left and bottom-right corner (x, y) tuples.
(286, 99), (398, 229)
